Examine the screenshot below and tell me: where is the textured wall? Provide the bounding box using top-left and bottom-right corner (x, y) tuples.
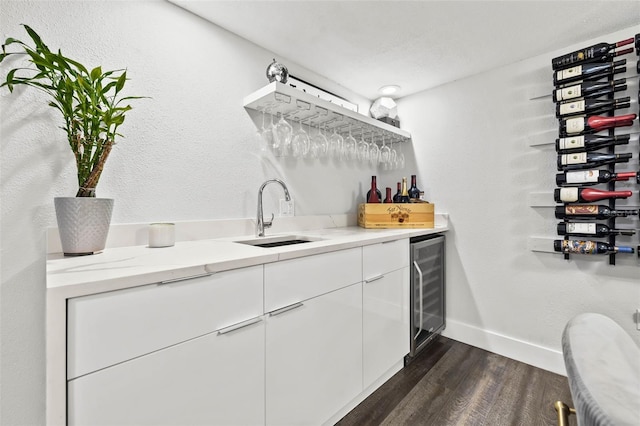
(0, 1), (375, 424)
(394, 25), (640, 373)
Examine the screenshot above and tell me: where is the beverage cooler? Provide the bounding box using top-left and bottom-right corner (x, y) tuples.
(406, 234), (445, 364)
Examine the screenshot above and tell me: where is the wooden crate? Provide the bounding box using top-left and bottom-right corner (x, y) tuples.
(358, 203), (434, 229)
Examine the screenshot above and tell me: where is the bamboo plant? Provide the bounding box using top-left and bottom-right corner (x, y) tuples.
(0, 25), (143, 197)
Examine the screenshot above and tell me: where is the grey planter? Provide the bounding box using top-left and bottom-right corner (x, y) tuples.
(54, 197), (114, 256)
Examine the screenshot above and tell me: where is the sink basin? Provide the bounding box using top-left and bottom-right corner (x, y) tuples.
(235, 235), (322, 248)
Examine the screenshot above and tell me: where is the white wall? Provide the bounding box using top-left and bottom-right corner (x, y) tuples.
(392, 25), (640, 374)
(0, 1), (378, 424)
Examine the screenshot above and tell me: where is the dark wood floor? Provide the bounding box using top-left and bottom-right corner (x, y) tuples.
(337, 336), (577, 426)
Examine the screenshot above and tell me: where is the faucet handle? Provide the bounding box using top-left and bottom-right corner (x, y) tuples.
(264, 213), (274, 229)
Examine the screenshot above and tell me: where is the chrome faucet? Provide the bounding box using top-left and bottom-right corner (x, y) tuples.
(256, 179), (291, 237)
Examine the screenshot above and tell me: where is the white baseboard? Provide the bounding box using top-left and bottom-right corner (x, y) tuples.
(442, 319), (567, 376)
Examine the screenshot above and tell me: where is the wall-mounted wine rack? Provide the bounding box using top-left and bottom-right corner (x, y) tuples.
(550, 33), (640, 265)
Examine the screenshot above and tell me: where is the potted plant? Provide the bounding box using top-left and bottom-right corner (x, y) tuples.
(0, 25), (144, 255)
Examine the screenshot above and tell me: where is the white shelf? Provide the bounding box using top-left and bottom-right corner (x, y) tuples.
(243, 82), (411, 143)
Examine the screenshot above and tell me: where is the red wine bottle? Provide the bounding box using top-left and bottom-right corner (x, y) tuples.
(553, 239), (634, 255)
(383, 187), (393, 203)
(400, 177), (410, 203)
(557, 222), (635, 237)
(551, 36), (635, 70)
(408, 175), (421, 200)
(554, 187), (632, 203)
(555, 204), (639, 220)
(556, 96), (630, 118)
(557, 151), (632, 171)
(556, 170), (639, 186)
(553, 59), (626, 85)
(366, 176), (382, 203)
(559, 113), (637, 136)
(555, 134), (630, 153)
(553, 79), (626, 102)
(392, 182), (401, 203)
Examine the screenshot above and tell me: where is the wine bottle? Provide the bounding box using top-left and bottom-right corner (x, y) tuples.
(400, 177), (410, 203)
(557, 151), (632, 171)
(551, 36), (635, 70)
(408, 175), (421, 200)
(553, 79), (626, 102)
(556, 96), (630, 118)
(553, 239), (634, 255)
(555, 134), (630, 154)
(366, 176), (382, 203)
(392, 182), (401, 203)
(559, 113), (637, 136)
(557, 222), (635, 237)
(383, 187), (393, 203)
(556, 170), (639, 186)
(553, 59), (626, 86)
(554, 187), (632, 203)
(555, 204), (639, 220)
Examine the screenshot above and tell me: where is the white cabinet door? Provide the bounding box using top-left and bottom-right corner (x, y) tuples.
(266, 283), (363, 426)
(363, 267), (410, 389)
(68, 317), (265, 426)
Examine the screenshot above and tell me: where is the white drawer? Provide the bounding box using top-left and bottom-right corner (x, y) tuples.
(264, 247), (362, 312)
(67, 265), (263, 379)
(363, 238), (409, 279)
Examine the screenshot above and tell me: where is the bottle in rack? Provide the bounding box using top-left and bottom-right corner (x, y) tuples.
(558, 113), (637, 136)
(366, 176), (382, 203)
(557, 222), (635, 237)
(555, 187), (633, 203)
(557, 151), (632, 171)
(555, 134), (630, 154)
(408, 175), (421, 200)
(553, 59), (626, 86)
(383, 187), (393, 203)
(556, 170), (639, 186)
(556, 96), (630, 118)
(555, 204), (639, 220)
(551, 36), (636, 70)
(552, 79), (626, 102)
(392, 182), (401, 203)
(400, 177), (410, 203)
(553, 240), (635, 255)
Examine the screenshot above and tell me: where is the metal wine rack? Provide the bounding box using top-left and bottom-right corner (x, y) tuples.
(552, 37), (640, 264)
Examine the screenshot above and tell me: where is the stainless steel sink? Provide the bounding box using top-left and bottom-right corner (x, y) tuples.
(235, 235), (322, 248)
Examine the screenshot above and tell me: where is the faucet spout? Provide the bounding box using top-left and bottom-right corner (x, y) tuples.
(256, 179), (291, 237)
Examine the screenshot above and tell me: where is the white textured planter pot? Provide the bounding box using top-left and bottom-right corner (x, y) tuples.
(54, 197), (114, 256)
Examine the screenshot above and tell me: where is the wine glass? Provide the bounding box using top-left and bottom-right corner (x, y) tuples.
(343, 122), (357, 161)
(291, 116), (310, 158)
(328, 123), (344, 159)
(389, 140), (398, 169)
(397, 140), (406, 169)
(256, 110), (272, 152)
(368, 133), (380, 167)
(316, 121), (329, 158)
(357, 131), (369, 163)
(272, 111), (293, 152)
(380, 134), (391, 167)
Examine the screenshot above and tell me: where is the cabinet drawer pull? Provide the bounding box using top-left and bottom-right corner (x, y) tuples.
(158, 272), (213, 285)
(268, 302), (304, 317)
(217, 317), (263, 335)
(364, 274), (385, 283)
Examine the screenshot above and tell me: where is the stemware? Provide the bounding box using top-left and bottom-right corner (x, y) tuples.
(357, 131), (369, 163)
(389, 140), (398, 169)
(291, 116), (310, 158)
(272, 111), (293, 152)
(256, 110), (272, 152)
(328, 123), (344, 159)
(315, 121), (329, 158)
(397, 140), (406, 169)
(343, 122), (357, 161)
(380, 134), (391, 167)
(368, 133), (380, 167)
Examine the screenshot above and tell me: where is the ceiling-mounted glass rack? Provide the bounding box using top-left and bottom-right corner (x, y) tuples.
(243, 81), (411, 144)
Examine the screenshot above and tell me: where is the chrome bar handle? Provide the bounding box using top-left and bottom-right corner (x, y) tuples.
(217, 317), (263, 335)
(413, 260), (424, 340)
(268, 302), (304, 317)
(364, 274), (384, 283)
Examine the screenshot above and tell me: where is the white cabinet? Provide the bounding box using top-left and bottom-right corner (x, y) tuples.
(67, 266), (265, 426)
(362, 239), (410, 389)
(264, 248), (363, 426)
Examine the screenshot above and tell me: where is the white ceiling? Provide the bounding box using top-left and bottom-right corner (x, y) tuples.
(171, 1), (640, 100)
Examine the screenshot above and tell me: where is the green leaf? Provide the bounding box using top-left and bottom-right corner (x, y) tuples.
(90, 66), (102, 81)
(115, 72), (126, 93)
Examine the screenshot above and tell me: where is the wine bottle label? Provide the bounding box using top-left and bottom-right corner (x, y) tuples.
(559, 100), (585, 115)
(559, 187), (579, 202)
(558, 136), (585, 150)
(561, 152), (587, 165)
(557, 65), (582, 82)
(566, 170), (598, 184)
(561, 240), (597, 255)
(565, 205), (598, 215)
(566, 223), (596, 234)
(565, 117), (585, 133)
(556, 85), (582, 101)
